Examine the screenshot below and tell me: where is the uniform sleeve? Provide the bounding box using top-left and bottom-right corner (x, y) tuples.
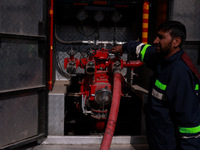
(122, 40), (158, 69)
(166, 64), (200, 150)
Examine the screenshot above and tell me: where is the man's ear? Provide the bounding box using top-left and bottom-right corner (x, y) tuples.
(173, 37), (181, 48)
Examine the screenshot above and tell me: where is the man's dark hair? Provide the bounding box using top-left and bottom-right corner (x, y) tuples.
(158, 21), (186, 47)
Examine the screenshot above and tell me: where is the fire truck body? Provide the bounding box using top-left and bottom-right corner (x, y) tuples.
(1, 0), (200, 149)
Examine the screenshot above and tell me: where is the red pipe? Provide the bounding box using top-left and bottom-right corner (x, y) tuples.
(100, 73), (122, 150)
(123, 60), (144, 68)
(48, 0), (54, 90)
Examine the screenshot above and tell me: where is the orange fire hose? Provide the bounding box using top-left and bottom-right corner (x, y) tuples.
(100, 72), (122, 150)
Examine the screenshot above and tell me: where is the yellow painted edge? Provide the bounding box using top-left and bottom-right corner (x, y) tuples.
(142, 33), (148, 38)
(142, 23), (149, 28)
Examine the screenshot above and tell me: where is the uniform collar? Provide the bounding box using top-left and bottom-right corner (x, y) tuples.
(163, 49), (184, 63)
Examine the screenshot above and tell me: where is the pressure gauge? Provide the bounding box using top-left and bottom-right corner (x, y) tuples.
(95, 88), (112, 106)
(111, 12), (122, 23)
(94, 11), (105, 23)
(76, 9), (88, 22)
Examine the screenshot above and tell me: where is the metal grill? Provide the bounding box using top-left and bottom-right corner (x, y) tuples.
(55, 25), (130, 80)
(0, 94), (38, 146)
(170, 0), (200, 41)
(0, 0), (43, 35)
(55, 25), (129, 51)
(0, 39), (43, 91)
(169, 0), (200, 73)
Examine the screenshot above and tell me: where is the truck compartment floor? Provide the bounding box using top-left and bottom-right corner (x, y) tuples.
(32, 144), (148, 150)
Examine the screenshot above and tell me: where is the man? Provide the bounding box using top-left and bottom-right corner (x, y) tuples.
(112, 21), (200, 150)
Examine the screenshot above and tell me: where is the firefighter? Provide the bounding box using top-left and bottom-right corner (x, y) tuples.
(112, 21), (200, 150)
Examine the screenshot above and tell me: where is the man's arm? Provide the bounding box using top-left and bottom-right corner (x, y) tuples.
(112, 40), (158, 69)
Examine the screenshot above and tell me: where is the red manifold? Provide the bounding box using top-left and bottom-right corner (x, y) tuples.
(64, 48), (143, 121)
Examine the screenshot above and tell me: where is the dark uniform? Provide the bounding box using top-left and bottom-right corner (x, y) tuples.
(122, 41), (200, 150)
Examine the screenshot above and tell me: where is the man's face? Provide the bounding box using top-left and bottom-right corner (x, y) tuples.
(153, 30), (173, 56)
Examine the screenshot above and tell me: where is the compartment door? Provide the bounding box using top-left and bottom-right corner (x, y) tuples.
(0, 0), (48, 149)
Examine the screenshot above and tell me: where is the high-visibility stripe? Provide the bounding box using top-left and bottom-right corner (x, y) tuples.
(143, 23), (148, 28)
(136, 43), (145, 58)
(152, 88), (163, 100)
(155, 80), (167, 91)
(142, 1), (149, 44)
(142, 19), (149, 23)
(195, 84), (199, 90)
(182, 133), (200, 139)
(142, 27), (148, 32)
(140, 44), (151, 62)
(49, 9), (53, 15)
(142, 32), (148, 38)
(143, 14), (149, 20)
(142, 38), (148, 43)
(179, 124), (200, 134)
(143, 2), (149, 10)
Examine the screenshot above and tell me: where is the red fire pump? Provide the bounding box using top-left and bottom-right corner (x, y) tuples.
(64, 48), (143, 130)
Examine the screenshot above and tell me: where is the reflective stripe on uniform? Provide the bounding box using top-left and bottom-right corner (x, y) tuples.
(140, 44), (151, 62)
(195, 84), (199, 90)
(179, 124), (200, 134)
(152, 88), (163, 100)
(155, 79), (167, 91)
(136, 43), (145, 58)
(182, 133), (200, 139)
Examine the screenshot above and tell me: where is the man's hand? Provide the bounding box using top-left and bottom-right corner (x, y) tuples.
(111, 45), (123, 56)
